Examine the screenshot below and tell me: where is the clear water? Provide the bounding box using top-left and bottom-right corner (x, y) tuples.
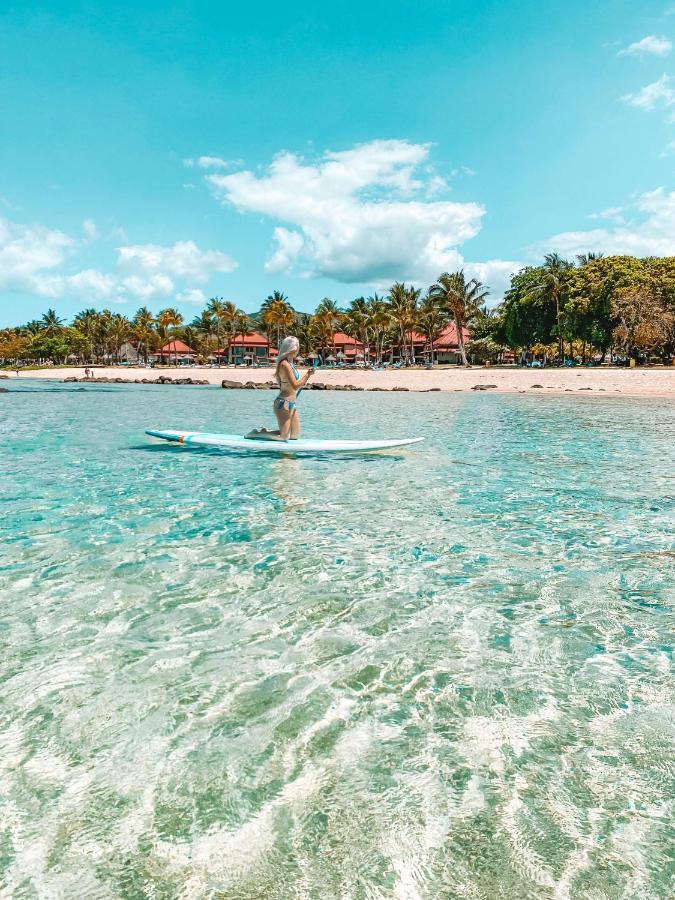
(1, 381), (674, 899)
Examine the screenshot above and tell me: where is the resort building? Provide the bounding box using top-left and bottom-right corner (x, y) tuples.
(217, 332), (278, 365)
(322, 324), (470, 365)
(153, 339), (197, 364)
(327, 331), (365, 363)
(430, 322), (471, 364)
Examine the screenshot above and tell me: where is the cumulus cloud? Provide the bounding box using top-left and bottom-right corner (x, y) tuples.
(535, 187), (675, 258)
(618, 35), (672, 57)
(205, 140), (489, 284)
(0, 216), (237, 305)
(465, 259), (521, 300)
(0, 218), (75, 294)
(176, 287), (207, 304)
(118, 240), (236, 282)
(621, 74), (675, 109)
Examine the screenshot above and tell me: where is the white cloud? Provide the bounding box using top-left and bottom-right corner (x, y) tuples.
(537, 187), (675, 258)
(465, 259), (521, 300)
(205, 139), (488, 284)
(122, 274), (175, 300)
(117, 240), (237, 282)
(63, 268), (116, 298)
(0, 218), (75, 294)
(196, 156), (229, 169)
(660, 139), (675, 156)
(0, 216), (236, 306)
(265, 227), (305, 274)
(618, 35), (672, 56)
(176, 287), (206, 304)
(82, 219), (99, 240)
(588, 206), (624, 222)
(621, 73), (675, 109)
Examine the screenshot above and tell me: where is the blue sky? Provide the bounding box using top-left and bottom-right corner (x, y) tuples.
(2, 0), (675, 326)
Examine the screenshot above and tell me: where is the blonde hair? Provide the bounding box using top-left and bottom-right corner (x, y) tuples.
(275, 336), (300, 380)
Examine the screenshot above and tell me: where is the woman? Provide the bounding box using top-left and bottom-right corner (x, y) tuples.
(246, 336), (315, 441)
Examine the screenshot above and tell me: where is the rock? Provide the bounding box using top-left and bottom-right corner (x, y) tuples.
(141, 378), (151, 384)
(311, 382), (326, 390)
(244, 381), (259, 389)
(196, 379), (209, 385)
(157, 376), (173, 384)
(333, 384), (347, 390)
(428, 387), (441, 391)
(392, 386), (409, 391)
(0, 374), (9, 379)
(221, 379), (241, 389)
(531, 384), (543, 389)
(0, 387), (8, 392)
(471, 384), (497, 391)
(63, 376), (78, 383)
(578, 387), (592, 390)
(324, 384), (336, 390)
(369, 387), (386, 391)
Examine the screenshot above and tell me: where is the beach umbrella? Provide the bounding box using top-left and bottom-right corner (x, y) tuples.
(326, 354), (336, 362)
(336, 351), (346, 360)
(307, 352), (318, 359)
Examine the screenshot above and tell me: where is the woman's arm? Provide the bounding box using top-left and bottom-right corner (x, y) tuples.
(298, 367), (314, 387)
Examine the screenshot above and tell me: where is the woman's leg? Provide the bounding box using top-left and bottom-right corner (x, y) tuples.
(289, 409), (301, 439)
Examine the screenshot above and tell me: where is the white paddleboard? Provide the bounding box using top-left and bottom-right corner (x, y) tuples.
(146, 429), (423, 454)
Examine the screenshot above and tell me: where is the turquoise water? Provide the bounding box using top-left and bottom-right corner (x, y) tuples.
(1, 381), (674, 899)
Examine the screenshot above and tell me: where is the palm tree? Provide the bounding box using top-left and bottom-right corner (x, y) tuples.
(312, 299), (343, 360)
(387, 283), (420, 364)
(107, 314), (131, 363)
(416, 293), (450, 366)
(132, 307), (156, 363)
(73, 308), (101, 362)
(261, 295), (295, 352)
(522, 253), (573, 361)
(190, 311), (217, 362)
(157, 308), (184, 365)
(576, 252), (604, 266)
(40, 309), (65, 336)
(428, 271), (488, 366)
(344, 297), (371, 364)
(366, 294), (391, 366)
(232, 311), (251, 365)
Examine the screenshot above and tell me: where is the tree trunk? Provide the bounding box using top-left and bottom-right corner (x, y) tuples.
(455, 317), (469, 366)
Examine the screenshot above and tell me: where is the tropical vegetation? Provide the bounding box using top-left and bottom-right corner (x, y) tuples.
(2, 255), (674, 367)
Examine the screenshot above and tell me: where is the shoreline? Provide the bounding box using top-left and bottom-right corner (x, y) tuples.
(4, 364), (675, 397)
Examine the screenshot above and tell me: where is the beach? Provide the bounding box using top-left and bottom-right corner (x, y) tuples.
(8, 364), (675, 396)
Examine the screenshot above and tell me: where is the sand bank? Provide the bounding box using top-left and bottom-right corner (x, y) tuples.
(6, 365), (675, 397)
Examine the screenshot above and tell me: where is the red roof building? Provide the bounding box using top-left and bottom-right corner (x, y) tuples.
(155, 339), (196, 358)
(330, 331), (365, 358)
(217, 332), (278, 363)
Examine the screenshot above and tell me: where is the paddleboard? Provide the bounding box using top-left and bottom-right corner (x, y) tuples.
(146, 429), (423, 454)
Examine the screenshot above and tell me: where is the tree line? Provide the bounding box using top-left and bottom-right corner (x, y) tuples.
(0, 273), (486, 367)
(1, 255), (674, 367)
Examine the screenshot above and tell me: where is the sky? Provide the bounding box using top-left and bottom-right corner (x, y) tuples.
(2, 0), (675, 326)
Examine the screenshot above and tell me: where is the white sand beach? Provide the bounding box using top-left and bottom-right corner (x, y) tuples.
(8, 365), (675, 396)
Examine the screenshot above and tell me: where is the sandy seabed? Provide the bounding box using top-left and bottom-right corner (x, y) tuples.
(7, 364), (675, 397)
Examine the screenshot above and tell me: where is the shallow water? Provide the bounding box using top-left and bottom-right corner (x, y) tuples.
(1, 381), (674, 899)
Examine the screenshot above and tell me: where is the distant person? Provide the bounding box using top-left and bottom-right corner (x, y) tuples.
(246, 336), (315, 441)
